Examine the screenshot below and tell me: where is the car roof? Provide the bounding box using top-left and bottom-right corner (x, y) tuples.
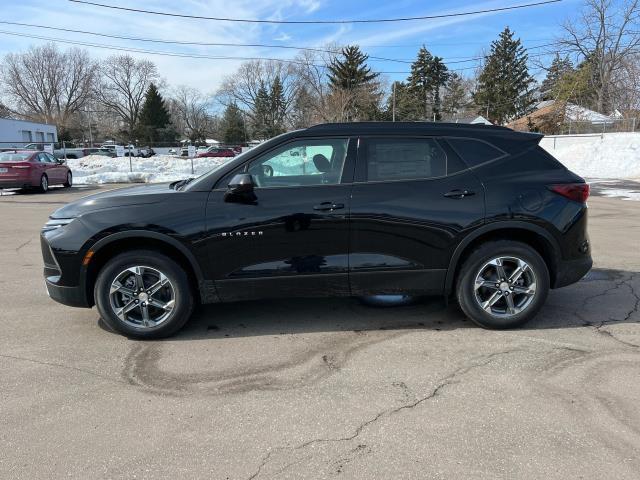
(300, 121), (542, 141)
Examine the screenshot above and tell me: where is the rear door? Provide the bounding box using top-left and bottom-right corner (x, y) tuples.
(204, 136), (356, 301)
(37, 153), (63, 183)
(349, 136), (485, 296)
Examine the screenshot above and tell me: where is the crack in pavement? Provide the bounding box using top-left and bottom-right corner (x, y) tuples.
(572, 274), (640, 348)
(245, 349), (522, 479)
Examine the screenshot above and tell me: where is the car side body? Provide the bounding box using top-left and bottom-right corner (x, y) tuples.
(0, 150), (72, 191)
(41, 122), (592, 337)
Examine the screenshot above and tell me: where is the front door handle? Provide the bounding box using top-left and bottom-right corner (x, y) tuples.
(313, 202), (345, 211)
(443, 189), (476, 199)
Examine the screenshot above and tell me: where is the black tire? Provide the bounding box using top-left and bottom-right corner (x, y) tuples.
(94, 250), (194, 339)
(63, 171), (73, 188)
(38, 174), (48, 193)
(456, 240), (549, 329)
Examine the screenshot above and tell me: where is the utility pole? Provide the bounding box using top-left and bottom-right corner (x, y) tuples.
(392, 82), (396, 122)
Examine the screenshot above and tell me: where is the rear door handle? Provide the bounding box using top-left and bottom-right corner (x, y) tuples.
(313, 202), (345, 211)
(443, 189), (476, 199)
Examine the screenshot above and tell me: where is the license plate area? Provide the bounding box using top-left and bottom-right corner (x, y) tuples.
(0, 168), (8, 173)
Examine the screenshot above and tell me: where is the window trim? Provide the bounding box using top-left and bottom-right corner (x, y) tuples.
(443, 136), (508, 170)
(355, 135), (449, 184)
(213, 136), (356, 191)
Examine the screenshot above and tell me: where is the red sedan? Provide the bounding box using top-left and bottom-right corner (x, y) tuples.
(0, 150), (72, 193)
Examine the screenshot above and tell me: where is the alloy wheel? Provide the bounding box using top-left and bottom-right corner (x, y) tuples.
(473, 256), (537, 317)
(109, 266), (175, 329)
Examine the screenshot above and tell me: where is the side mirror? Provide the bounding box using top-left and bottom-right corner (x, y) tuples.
(224, 173), (257, 204)
(57, 158), (67, 165)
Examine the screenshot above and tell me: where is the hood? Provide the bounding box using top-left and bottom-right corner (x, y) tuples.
(51, 182), (178, 218)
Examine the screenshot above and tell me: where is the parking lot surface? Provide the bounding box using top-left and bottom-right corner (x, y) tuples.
(1, 185), (639, 479)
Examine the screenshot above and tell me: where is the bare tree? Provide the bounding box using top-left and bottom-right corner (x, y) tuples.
(167, 86), (217, 142)
(217, 59), (299, 125)
(559, 0), (640, 113)
(0, 43), (97, 136)
(96, 54), (158, 138)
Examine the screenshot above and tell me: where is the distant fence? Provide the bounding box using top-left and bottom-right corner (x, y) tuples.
(539, 131), (640, 150)
(556, 118), (637, 135)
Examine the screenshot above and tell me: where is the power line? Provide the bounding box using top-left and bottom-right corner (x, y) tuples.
(0, 22), (559, 67)
(68, 0), (562, 24)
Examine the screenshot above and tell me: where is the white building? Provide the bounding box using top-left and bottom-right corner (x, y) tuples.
(0, 117), (58, 148)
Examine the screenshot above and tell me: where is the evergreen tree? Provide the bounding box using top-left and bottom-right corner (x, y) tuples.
(540, 54), (574, 100)
(442, 73), (469, 119)
(408, 46), (449, 120)
(221, 103), (245, 144)
(327, 45), (380, 121)
(136, 83), (173, 143)
(473, 27), (535, 124)
(252, 83), (271, 140)
(386, 81), (419, 121)
(328, 45), (378, 91)
(269, 75), (286, 136)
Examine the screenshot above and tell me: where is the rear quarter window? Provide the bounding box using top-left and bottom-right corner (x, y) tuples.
(446, 138), (506, 168)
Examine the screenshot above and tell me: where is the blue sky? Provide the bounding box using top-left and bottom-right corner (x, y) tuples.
(0, 0), (582, 92)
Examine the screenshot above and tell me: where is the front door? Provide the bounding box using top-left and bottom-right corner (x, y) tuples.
(349, 136), (485, 296)
(205, 137), (356, 302)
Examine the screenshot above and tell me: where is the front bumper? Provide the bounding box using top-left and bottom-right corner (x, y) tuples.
(553, 255), (593, 288)
(45, 278), (90, 307)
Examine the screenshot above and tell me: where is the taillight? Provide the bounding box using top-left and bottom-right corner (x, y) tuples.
(548, 183), (590, 203)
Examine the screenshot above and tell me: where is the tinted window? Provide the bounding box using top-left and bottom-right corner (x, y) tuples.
(37, 153), (52, 163)
(363, 138), (446, 181)
(247, 138), (348, 188)
(446, 138), (505, 168)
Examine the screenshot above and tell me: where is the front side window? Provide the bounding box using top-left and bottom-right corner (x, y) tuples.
(362, 138), (447, 182)
(247, 138), (348, 188)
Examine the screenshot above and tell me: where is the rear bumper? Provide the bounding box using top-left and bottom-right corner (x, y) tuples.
(553, 255), (593, 288)
(45, 278), (90, 308)
(0, 180), (31, 189)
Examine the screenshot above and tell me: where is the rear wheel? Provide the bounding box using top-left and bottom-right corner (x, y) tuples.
(63, 171), (72, 188)
(94, 250), (194, 339)
(456, 240), (549, 329)
(38, 174), (48, 193)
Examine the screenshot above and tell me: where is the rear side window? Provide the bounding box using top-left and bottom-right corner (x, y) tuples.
(362, 138), (446, 181)
(446, 138), (505, 168)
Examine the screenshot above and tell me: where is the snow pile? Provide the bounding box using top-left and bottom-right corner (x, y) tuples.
(67, 155), (231, 185)
(540, 132), (640, 179)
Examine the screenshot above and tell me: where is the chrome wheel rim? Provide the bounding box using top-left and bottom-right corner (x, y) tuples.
(473, 256), (537, 317)
(41, 176), (47, 190)
(67, 173), (72, 185)
(109, 266), (175, 329)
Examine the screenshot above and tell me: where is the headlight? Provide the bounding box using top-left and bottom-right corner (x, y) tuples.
(42, 218), (74, 232)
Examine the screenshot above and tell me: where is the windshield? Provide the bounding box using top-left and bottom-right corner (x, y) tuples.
(0, 152), (32, 162)
(184, 149), (253, 191)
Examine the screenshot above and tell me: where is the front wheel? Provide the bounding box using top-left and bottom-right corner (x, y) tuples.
(456, 240), (549, 329)
(94, 250), (194, 339)
(63, 171), (72, 188)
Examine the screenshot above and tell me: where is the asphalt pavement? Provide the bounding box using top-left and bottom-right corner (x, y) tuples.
(1, 184), (639, 479)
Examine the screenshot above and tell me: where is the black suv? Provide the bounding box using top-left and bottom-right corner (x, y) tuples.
(42, 122), (592, 338)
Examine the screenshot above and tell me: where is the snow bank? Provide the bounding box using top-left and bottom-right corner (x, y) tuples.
(540, 132), (640, 179)
(67, 155), (230, 185)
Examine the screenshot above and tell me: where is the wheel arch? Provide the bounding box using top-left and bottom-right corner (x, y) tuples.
(83, 231), (205, 307)
(445, 221), (560, 296)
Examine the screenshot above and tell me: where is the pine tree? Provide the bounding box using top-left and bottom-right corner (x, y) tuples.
(386, 81), (419, 121)
(327, 45), (380, 121)
(540, 54), (574, 100)
(269, 75), (286, 136)
(221, 103), (245, 144)
(328, 45), (378, 91)
(473, 27), (535, 124)
(408, 46), (449, 120)
(252, 84), (271, 140)
(136, 83), (172, 143)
